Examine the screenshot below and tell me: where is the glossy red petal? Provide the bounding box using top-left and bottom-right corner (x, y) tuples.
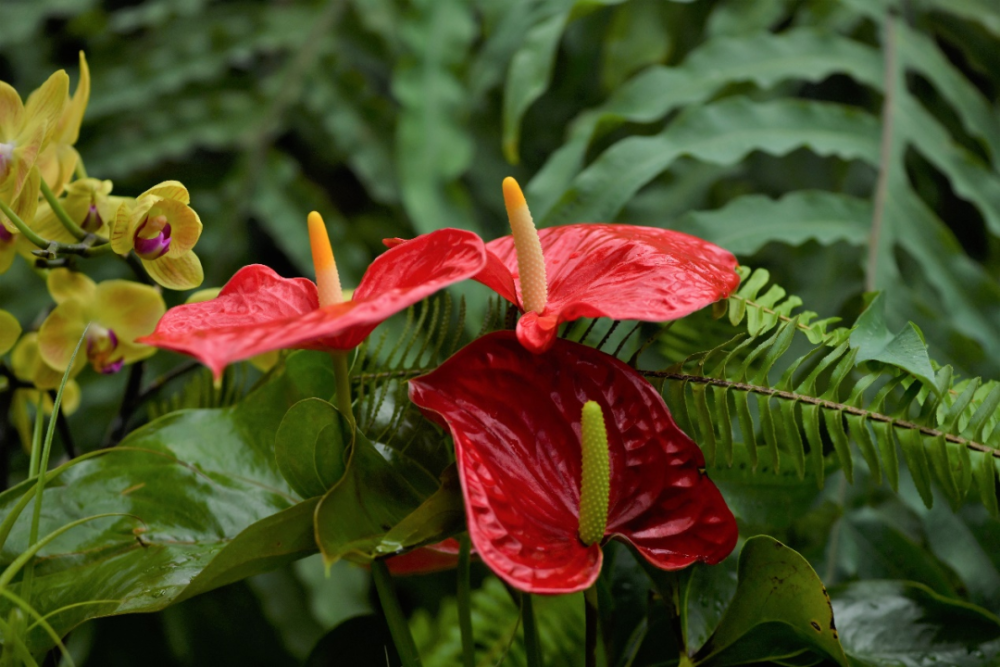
(140, 229), (487, 377)
(409, 331), (736, 593)
(383, 539), (465, 576)
(312, 228), (488, 349)
(481, 224), (740, 352)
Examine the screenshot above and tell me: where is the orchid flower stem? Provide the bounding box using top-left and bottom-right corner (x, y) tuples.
(330, 351), (355, 428)
(39, 179), (87, 241)
(75, 159), (88, 180)
(522, 593), (542, 667)
(457, 534), (474, 667)
(585, 584), (600, 667)
(0, 198), (48, 248)
(371, 559), (423, 667)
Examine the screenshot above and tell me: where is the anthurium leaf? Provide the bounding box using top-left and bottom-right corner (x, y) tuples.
(849, 292), (937, 392)
(374, 465), (465, 557)
(692, 535), (849, 667)
(682, 558), (739, 653)
(314, 422), (439, 564)
(274, 397), (349, 499)
(0, 350), (334, 653)
(832, 580), (1000, 666)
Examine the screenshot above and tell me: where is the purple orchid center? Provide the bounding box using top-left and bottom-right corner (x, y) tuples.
(82, 203), (102, 233)
(87, 327), (124, 374)
(0, 225), (13, 243)
(134, 214), (172, 260)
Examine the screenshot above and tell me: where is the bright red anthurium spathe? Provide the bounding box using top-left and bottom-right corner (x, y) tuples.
(475, 178), (741, 353)
(138, 212), (487, 379)
(408, 331), (738, 594)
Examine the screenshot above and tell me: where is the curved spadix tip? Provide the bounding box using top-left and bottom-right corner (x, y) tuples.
(307, 211), (343, 306)
(502, 177), (527, 212)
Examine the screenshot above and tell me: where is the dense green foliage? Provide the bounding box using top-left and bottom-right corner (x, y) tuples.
(2, 0), (1000, 664)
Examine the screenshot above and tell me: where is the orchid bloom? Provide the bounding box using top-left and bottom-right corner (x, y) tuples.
(110, 181), (204, 290)
(409, 331), (737, 594)
(138, 213), (487, 379)
(473, 178), (740, 353)
(38, 269), (166, 378)
(36, 51), (90, 196)
(0, 69), (67, 207)
(9, 332), (82, 453)
(33, 178), (125, 244)
(0, 167), (40, 274)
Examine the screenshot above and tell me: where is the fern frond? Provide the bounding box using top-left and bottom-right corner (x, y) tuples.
(650, 318), (1000, 516)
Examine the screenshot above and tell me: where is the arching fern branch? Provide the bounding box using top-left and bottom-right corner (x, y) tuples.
(352, 293), (507, 444)
(648, 317), (1000, 517)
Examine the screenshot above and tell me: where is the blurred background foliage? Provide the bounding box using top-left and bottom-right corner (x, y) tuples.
(2, 0), (1000, 664)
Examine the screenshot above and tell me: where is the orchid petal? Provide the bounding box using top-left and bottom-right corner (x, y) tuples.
(141, 250), (204, 290)
(12, 333), (66, 390)
(409, 331), (737, 594)
(47, 268), (97, 305)
(0, 309), (20, 355)
(92, 280), (166, 342)
(37, 300), (88, 376)
(0, 82), (24, 139)
(23, 70), (69, 147)
(141, 180), (190, 205)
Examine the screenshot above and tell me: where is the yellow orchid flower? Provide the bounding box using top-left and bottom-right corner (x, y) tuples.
(36, 52), (90, 196)
(0, 69), (68, 209)
(110, 181), (204, 290)
(38, 269), (166, 379)
(0, 166), (41, 274)
(32, 178), (128, 244)
(10, 333), (81, 453)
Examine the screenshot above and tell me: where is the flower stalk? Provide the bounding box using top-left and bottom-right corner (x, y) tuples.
(39, 179), (88, 241)
(371, 559), (423, 667)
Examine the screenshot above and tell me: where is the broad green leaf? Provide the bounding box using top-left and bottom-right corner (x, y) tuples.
(673, 191), (871, 256)
(600, 0), (670, 92)
(849, 293), (937, 393)
(916, 0), (1000, 40)
(314, 420), (440, 564)
(692, 535), (849, 667)
(830, 505), (958, 597)
(832, 580), (1000, 666)
(541, 97), (880, 228)
(681, 558), (739, 653)
(274, 398), (349, 499)
(0, 351), (334, 653)
(374, 465), (464, 556)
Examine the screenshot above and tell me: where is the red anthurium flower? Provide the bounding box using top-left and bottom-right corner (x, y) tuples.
(384, 539), (466, 576)
(474, 178), (740, 353)
(409, 331), (737, 594)
(139, 214), (487, 379)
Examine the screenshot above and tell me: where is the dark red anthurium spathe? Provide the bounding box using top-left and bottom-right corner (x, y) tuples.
(470, 178), (740, 353)
(384, 539), (467, 576)
(138, 228), (486, 379)
(408, 331), (738, 594)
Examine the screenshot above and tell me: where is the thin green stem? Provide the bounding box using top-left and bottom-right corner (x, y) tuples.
(28, 394), (43, 479)
(371, 559), (423, 667)
(39, 179), (87, 241)
(0, 198), (48, 248)
(584, 585), (600, 667)
(74, 158), (88, 180)
(330, 351), (355, 427)
(522, 593), (542, 667)
(457, 534), (474, 667)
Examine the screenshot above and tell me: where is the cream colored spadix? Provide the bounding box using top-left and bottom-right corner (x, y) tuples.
(578, 400), (611, 546)
(307, 211), (344, 307)
(502, 177), (547, 314)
